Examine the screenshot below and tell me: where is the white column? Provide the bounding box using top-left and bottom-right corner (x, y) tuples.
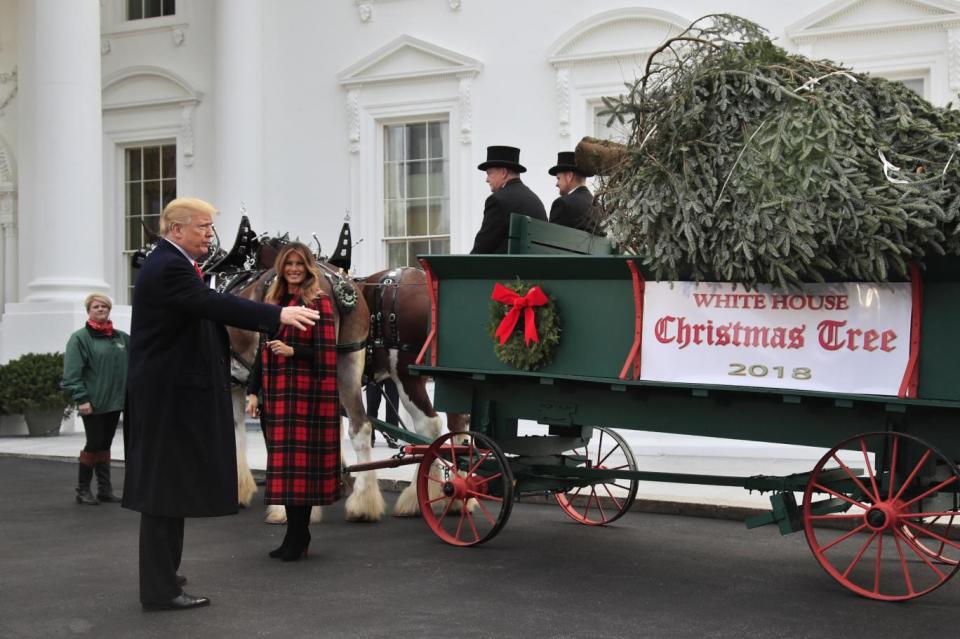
(214, 0), (263, 234)
(3, 0), (104, 363)
(19, 0), (108, 303)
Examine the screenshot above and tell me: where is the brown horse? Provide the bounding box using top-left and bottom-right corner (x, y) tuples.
(226, 253), (468, 522)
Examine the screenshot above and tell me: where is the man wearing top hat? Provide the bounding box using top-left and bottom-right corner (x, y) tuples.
(470, 145), (546, 254)
(548, 151), (599, 234)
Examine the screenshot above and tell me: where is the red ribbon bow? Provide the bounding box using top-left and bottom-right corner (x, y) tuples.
(491, 283), (549, 346)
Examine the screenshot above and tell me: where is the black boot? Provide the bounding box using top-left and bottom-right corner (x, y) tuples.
(280, 506), (311, 562)
(268, 506), (294, 559)
(76, 452), (99, 505)
(94, 452), (121, 503)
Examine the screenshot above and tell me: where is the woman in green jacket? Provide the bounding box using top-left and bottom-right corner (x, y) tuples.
(62, 294), (130, 505)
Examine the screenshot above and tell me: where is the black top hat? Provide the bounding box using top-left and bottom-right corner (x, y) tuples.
(477, 146), (526, 173)
(548, 151), (593, 177)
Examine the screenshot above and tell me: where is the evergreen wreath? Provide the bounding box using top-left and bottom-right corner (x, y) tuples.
(488, 279), (561, 371)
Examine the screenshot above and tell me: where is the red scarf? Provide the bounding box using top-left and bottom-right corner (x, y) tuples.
(86, 319), (114, 337)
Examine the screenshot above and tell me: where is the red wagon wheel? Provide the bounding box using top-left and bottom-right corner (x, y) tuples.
(556, 427), (639, 526)
(416, 431), (514, 547)
(802, 431), (960, 601)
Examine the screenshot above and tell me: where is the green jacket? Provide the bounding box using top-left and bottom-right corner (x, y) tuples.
(62, 325), (130, 414)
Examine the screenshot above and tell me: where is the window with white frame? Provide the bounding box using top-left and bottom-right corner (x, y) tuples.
(127, 0), (175, 20)
(124, 143), (176, 299)
(383, 120), (450, 268)
(591, 100), (632, 144)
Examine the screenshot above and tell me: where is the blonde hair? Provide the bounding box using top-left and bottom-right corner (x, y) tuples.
(264, 242), (323, 305)
(84, 293), (112, 312)
(160, 197), (218, 235)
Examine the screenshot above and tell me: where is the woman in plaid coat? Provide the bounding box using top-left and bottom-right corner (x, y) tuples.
(245, 242), (340, 561)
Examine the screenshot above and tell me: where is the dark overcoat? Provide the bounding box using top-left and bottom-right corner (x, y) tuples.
(122, 239), (280, 518)
(470, 178), (546, 254)
(548, 185), (598, 233)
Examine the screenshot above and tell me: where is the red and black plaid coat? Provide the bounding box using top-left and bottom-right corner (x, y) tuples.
(261, 295), (340, 505)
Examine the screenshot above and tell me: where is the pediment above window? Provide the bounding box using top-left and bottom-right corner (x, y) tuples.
(101, 66), (202, 111)
(548, 8), (689, 65)
(787, 0), (960, 42)
(337, 35), (482, 87)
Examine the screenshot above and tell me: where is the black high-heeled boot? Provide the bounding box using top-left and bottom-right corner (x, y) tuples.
(280, 506), (311, 562)
(268, 506), (294, 559)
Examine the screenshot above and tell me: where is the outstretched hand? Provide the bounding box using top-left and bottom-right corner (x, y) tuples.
(279, 305), (320, 330)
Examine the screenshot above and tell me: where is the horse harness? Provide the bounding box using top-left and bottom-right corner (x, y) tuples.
(368, 268), (421, 356)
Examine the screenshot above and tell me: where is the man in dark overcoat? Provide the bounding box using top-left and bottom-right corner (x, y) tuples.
(123, 197), (321, 611)
(470, 145), (546, 254)
(547, 151), (600, 234)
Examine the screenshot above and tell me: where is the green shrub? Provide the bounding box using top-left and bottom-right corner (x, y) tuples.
(0, 352), (72, 415)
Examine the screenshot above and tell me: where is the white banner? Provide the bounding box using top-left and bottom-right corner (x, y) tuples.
(640, 282), (914, 396)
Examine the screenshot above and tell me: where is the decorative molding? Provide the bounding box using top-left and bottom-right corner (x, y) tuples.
(347, 89), (361, 153)
(787, 0), (960, 43)
(457, 75), (472, 144)
(555, 65), (571, 138)
(101, 38), (112, 56)
(449, 0), (462, 10)
(950, 28), (960, 93)
(357, 3), (373, 23)
(0, 192), (16, 230)
(102, 66), (204, 112)
(338, 34), (482, 88)
(0, 67), (17, 116)
(172, 28), (186, 47)
(547, 7), (689, 65)
(101, 21), (190, 43)
(180, 103), (196, 167)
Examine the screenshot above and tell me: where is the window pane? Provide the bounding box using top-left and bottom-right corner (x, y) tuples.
(385, 200), (405, 237)
(406, 160), (428, 199)
(428, 198), (449, 235)
(162, 180), (177, 208)
(406, 200), (428, 236)
(143, 146), (161, 180)
(161, 145), (176, 178)
(385, 125), (404, 162)
(127, 183), (142, 215)
(143, 215), (160, 238)
(428, 160), (447, 197)
(163, 0), (176, 16)
(126, 148), (141, 181)
(387, 241), (406, 269)
(145, 0), (162, 18)
(428, 122), (447, 159)
(127, 217), (142, 250)
(144, 181), (162, 216)
(431, 238), (450, 255)
(384, 163), (404, 199)
(408, 240), (429, 263)
(407, 123), (427, 160)
(127, 0), (143, 20)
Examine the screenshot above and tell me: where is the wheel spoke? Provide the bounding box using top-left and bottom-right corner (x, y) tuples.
(471, 495), (498, 525)
(426, 494), (451, 506)
(903, 520), (960, 550)
(902, 510), (960, 519)
(900, 475), (959, 510)
(594, 488), (607, 521)
(812, 482), (870, 510)
(466, 450), (492, 476)
(601, 483), (624, 511)
(466, 489), (503, 504)
(872, 533), (883, 594)
(893, 449), (933, 502)
(887, 436), (900, 501)
(472, 472), (503, 488)
(448, 439), (458, 472)
(841, 531), (878, 579)
(859, 438), (882, 503)
(895, 529), (947, 579)
(583, 489), (595, 520)
(436, 493), (455, 525)
(809, 513), (867, 521)
(464, 506), (480, 543)
(597, 444), (618, 468)
(831, 453), (877, 505)
(454, 506), (466, 541)
(819, 523), (869, 553)
(892, 532), (916, 596)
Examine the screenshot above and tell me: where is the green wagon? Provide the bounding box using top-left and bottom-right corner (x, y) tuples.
(375, 215), (960, 602)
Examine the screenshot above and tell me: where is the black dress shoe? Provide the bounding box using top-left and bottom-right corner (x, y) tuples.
(176, 574), (187, 587)
(142, 593), (210, 612)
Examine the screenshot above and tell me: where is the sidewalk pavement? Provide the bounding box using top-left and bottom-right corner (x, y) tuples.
(0, 422), (833, 518)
